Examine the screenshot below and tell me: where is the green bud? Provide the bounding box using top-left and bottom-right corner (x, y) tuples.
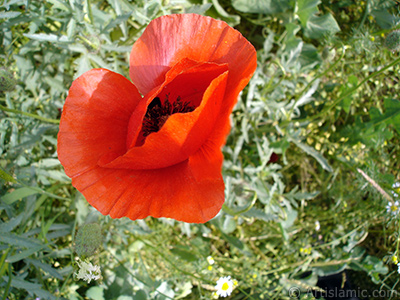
(75, 223), (102, 258)
(384, 30), (400, 52)
(0, 68), (16, 92)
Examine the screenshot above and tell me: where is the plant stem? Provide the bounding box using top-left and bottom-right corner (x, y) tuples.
(357, 0), (371, 30)
(357, 168), (393, 203)
(0, 104), (60, 124)
(1, 264), (12, 300)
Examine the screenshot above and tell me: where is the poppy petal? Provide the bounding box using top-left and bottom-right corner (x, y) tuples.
(57, 69), (142, 178)
(71, 142), (224, 223)
(130, 13), (257, 100)
(58, 14), (258, 224)
(98, 59), (229, 170)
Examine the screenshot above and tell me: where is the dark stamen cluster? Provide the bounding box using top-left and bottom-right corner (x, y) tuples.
(142, 94), (195, 137)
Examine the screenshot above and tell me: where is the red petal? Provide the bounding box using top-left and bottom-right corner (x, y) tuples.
(98, 59), (229, 170)
(57, 69), (142, 178)
(130, 13), (257, 100)
(71, 143), (225, 223)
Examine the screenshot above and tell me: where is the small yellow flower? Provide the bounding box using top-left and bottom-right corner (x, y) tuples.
(368, 15), (374, 21)
(392, 255), (398, 264)
(208, 265), (213, 271)
(252, 274), (257, 279)
(300, 247), (312, 255)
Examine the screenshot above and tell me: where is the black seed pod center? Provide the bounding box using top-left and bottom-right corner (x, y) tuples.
(142, 94), (195, 137)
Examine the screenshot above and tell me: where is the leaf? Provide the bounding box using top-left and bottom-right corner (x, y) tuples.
(86, 286), (105, 300)
(304, 13), (341, 39)
(7, 276), (58, 300)
(357, 255), (388, 284)
(175, 282), (193, 299)
(296, 0), (320, 27)
(26, 258), (64, 280)
(299, 43), (321, 70)
(0, 214), (23, 233)
(220, 231), (244, 251)
(211, 0), (240, 26)
(290, 139), (333, 172)
(1, 187), (39, 204)
(232, 0), (290, 14)
(371, 10), (400, 30)
(155, 281), (175, 300)
(370, 98), (400, 134)
(101, 44), (132, 53)
(88, 53), (112, 69)
(243, 207), (278, 222)
(221, 215), (236, 234)
(66, 18), (76, 39)
(133, 290), (147, 300)
(117, 296), (134, 300)
(0, 11), (21, 19)
(2, 187), (39, 204)
(6, 245), (47, 263)
(0, 232), (43, 248)
(7, 275), (41, 289)
(46, 0), (72, 12)
(0, 167), (17, 183)
(295, 79), (320, 108)
(170, 247), (198, 262)
(185, 4), (212, 14)
(23, 33), (71, 43)
(313, 263), (347, 276)
(280, 206), (298, 229)
(75, 55), (92, 78)
(102, 13), (132, 34)
(339, 75), (358, 113)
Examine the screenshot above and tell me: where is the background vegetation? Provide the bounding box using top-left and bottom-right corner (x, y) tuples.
(1, 0), (400, 299)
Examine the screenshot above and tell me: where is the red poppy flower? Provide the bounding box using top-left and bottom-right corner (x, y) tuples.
(57, 14), (257, 223)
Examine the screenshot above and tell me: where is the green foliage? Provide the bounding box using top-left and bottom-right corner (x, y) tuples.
(1, 0), (400, 299)
(232, 0), (290, 14)
(0, 68), (16, 92)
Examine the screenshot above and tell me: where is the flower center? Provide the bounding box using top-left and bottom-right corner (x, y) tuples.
(392, 205), (398, 212)
(222, 282), (229, 291)
(142, 94), (195, 137)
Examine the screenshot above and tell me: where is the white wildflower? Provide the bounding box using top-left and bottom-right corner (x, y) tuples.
(75, 260), (101, 283)
(386, 201), (400, 215)
(207, 256), (215, 265)
(315, 220), (320, 231)
(392, 182), (400, 198)
(215, 276), (235, 298)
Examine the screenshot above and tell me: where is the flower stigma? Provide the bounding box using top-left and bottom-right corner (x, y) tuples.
(142, 94), (195, 137)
